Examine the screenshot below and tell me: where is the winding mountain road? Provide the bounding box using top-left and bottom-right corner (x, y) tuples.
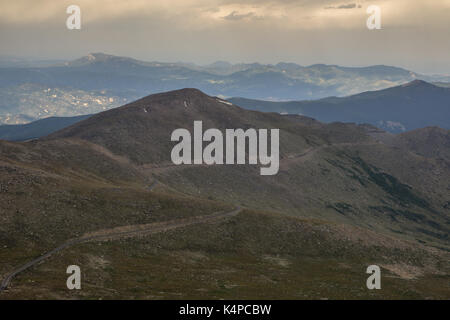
(0, 207), (242, 292)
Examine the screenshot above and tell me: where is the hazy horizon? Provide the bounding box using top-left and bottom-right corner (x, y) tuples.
(1, 51), (449, 77)
(0, 0), (449, 74)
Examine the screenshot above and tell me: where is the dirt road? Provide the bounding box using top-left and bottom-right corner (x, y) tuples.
(0, 207), (241, 292)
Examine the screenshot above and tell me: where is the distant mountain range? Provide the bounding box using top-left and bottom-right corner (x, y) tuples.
(1, 79), (448, 139)
(0, 114), (91, 141)
(1, 52), (450, 125)
(230, 80), (450, 133)
(0, 55), (65, 68)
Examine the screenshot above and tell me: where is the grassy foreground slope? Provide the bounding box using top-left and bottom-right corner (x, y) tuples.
(2, 206), (449, 299)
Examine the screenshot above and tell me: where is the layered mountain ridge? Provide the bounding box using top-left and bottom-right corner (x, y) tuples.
(230, 80), (450, 132)
(1, 52), (449, 125)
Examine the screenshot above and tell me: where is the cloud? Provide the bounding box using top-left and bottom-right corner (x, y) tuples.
(0, 0), (449, 74)
(325, 3), (362, 10)
(223, 11), (255, 21)
(0, 0), (447, 29)
(337, 3), (359, 9)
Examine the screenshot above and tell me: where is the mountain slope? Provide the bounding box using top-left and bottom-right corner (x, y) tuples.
(230, 80), (450, 132)
(0, 88), (449, 299)
(389, 127), (450, 160)
(45, 88), (373, 163)
(42, 89), (450, 249)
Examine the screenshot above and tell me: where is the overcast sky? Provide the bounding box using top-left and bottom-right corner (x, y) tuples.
(0, 0), (449, 74)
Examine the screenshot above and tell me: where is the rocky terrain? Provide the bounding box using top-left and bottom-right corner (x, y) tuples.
(0, 89), (448, 299)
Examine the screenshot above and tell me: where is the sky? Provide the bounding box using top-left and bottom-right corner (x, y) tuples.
(0, 0), (449, 74)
